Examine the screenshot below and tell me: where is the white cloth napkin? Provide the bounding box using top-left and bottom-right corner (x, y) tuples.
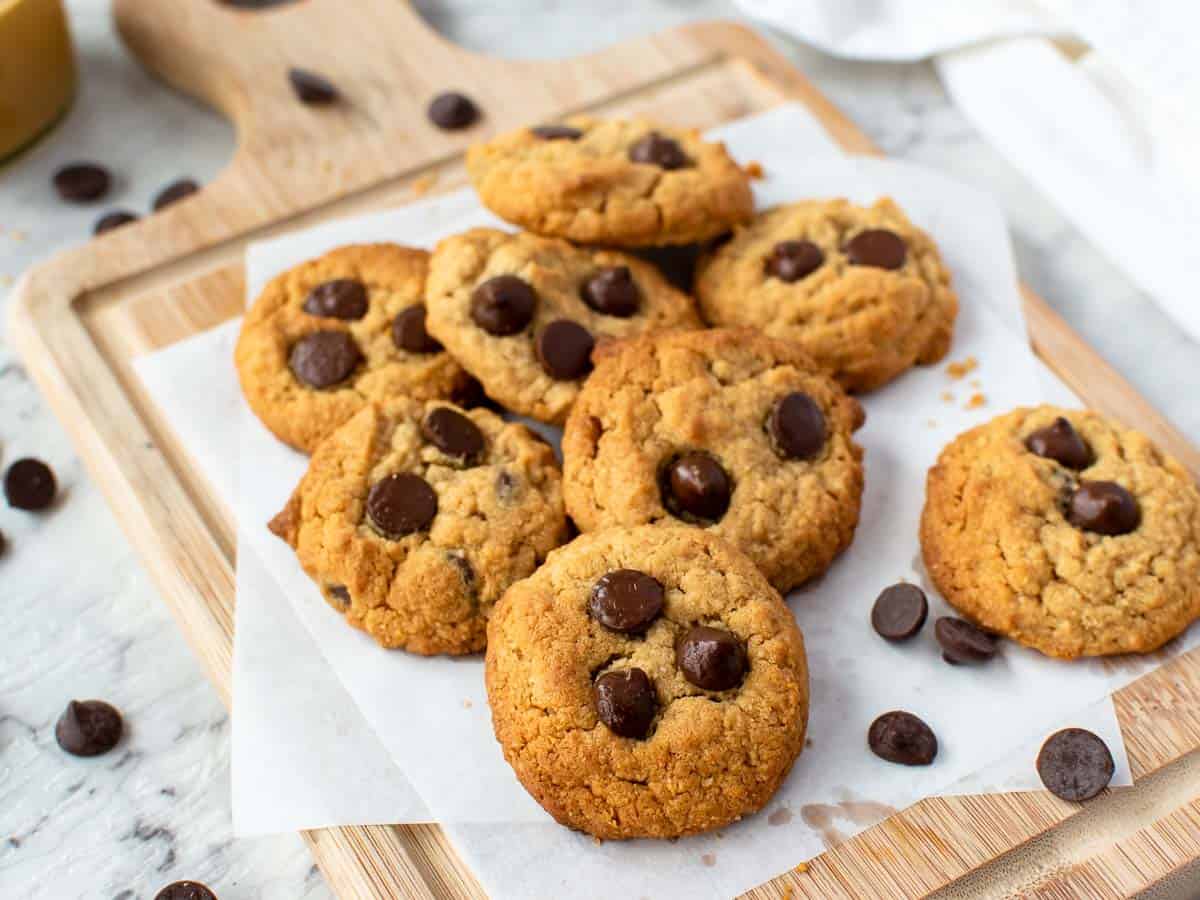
(735, 0), (1200, 344)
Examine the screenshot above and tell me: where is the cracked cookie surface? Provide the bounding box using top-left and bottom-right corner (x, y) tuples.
(269, 397), (566, 655)
(921, 405), (1200, 658)
(235, 243), (473, 452)
(485, 525), (808, 839)
(466, 117), (753, 247)
(562, 328), (865, 592)
(695, 198), (958, 392)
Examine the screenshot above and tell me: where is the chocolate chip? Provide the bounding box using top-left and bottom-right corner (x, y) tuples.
(589, 569), (664, 634)
(1026, 417), (1093, 469)
(868, 711), (938, 765)
(288, 67), (339, 105)
(1067, 481), (1140, 535)
(327, 585), (350, 609)
(421, 407), (485, 464)
(593, 668), (657, 739)
(581, 266), (640, 317)
(427, 91), (479, 130)
(768, 392), (826, 461)
(677, 625), (747, 691)
(94, 210), (138, 235)
(531, 124), (582, 140)
(388, 304), (441, 354)
(366, 473), (437, 539)
(55, 700), (123, 757)
(447, 552), (475, 593)
(536, 320), (594, 380)
(844, 229), (906, 270)
(4, 458), (57, 511)
(302, 279), (367, 320)
(470, 275), (537, 335)
(1037, 728), (1114, 802)
(153, 179), (199, 210)
(628, 132), (688, 170)
(661, 452), (731, 522)
(871, 584), (928, 641)
(451, 375), (495, 410)
(935, 616), (998, 664)
(289, 331), (362, 388)
(765, 240), (824, 282)
(154, 882), (218, 900)
(53, 163), (110, 203)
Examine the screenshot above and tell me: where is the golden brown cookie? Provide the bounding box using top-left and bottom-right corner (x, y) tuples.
(235, 243), (474, 452)
(562, 328), (864, 592)
(921, 406), (1200, 658)
(466, 117), (753, 247)
(269, 397), (566, 655)
(695, 198), (958, 392)
(485, 525), (808, 839)
(424, 228), (700, 423)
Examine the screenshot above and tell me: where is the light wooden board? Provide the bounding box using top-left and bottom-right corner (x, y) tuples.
(8, 2), (1200, 897)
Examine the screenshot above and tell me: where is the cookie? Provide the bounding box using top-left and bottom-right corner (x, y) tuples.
(235, 243), (474, 452)
(466, 117), (753, 247)
(921, 406), (1200, 658)
(269, 397), (566, 655)
(562, 328), (865, 592)
(485, 525), (808, 839)
(695, 198), (958, 392)
(425, 228), (700, 423)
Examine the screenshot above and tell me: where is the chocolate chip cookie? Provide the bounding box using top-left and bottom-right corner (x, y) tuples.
(466, 117), (754, 247)
(562, 328), (865, 592)
(485, 525), (808, 839)
(269, 397), (566, 655)
(235, 243), (473, 452)
(695, 198), (958, 392)
(425, 228), (700, 423)
(921, 406), (1200, 658)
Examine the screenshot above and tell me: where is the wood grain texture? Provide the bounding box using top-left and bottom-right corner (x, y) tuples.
(7, 2), (1200, 898)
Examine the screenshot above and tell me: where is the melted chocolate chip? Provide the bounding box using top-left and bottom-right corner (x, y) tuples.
(366, 473), (438, 538)
(470, 275), (537, 335)
(1026, 417), (1093, 469)
(768, 392), (826, 461)
(93, 210), (138, 234)
(55, 700), (123, 756)
(154, 882), (218, 900)
(421, 407), (485, 464)
(289, 331), (362, 388)
(588, 569), (664, 634)
(392, 304), (443, 353)
(288, 67), (339, 105)
(1037, 727), (1114, 802)
(536, 320), (594, 380)
(153, 178), (199, 210)
(427, 91), (479, 129)
(868, 711), (938, 765)
(871, 584), (928, 641)
(935, 616), (998, 664)
(531, 124), (582, 140)
(4, 458), (57, 511)
(581, 266), (640, 317)
(676, 625), (747, 691)
(53, 163), (111, 203)
(628, 132), (688, 170)
(1067, 481), (1140, 535)
(661, 452), (731, 522)
(327, 585), (351, 609)
(844, 229), (906, 270)
(764, 240), (824, 282)
(593, 668), (657, 739)
(302, 279), (367, 320)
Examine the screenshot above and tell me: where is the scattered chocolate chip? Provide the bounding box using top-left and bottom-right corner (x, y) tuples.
(844, 229), (906, 270)
(288, 67), (339, 105)
(427, 91), (479, 130)
(593, 668), (657, 739)
(391, 304), (442, 353)
(581, 266), (640, 317)
(53, 163), (111, 203)
(154, 882), (218, 900)
(302, 279), (367, 320)
(677, 625), (747, 691)
(935, 616), (998, 664)
(1026, 417), (1093, 469)
(1067, 481), (1140, 535)
(153, 178), (199, 211)
(55, 700), (123, 757)
(530, 124), (582, 140)
(868, 711), (938, 765)
(4, 458), (57, 511)
(661, 452), (731, 522)
(536, 320), (594, 380)
(768, 392), (826, 461)
(871, 583), (928, 641)
(589, 569), (664, 634)
(93, 210), (138, 235)
(1037, 727), (1114, 802)
(470, 275), (537, 335)
(628, 132), (688, 169)
(422, 407), (485, 464)
(289, 331), (362, 388)
(366, 473), (438, 539)
(327, 585), (350, 609)
(765, 240), (824, 282)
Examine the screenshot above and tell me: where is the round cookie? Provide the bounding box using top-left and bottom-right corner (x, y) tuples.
(268, 397), (566, 655)
(562, 328), (865, 592)
(485, 525), (808, 839)
(235, 243), (474, 452)
(695, 198), (958, 392)
(466, 117), (753, 247)
(921, 406), (1200, 658)
(425, 228), (700, 423)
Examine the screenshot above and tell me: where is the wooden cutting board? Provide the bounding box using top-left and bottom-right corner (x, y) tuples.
(9, 2), (1200, 897)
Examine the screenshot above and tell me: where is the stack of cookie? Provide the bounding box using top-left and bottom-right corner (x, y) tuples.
(234, 115), (1200, 839)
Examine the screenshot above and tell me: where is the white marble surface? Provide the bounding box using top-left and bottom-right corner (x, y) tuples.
(0, 2), (1196, 899)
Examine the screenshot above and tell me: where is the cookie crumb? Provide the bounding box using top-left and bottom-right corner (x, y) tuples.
(926, 418), (938, 428)
(940, 391), (954, 404)
(969, 378), (982, 389)
(461, 698), (473, 709)
(744, 161), (765, 179)
(701, 853), (717, 867)
(966, 392), (986, 409)
(412, 172), (439, 196)
(794, 861), (810, 873)
(946, 356), (977, 379)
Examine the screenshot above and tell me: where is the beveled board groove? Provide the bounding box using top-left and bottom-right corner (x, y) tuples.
(7, 2), (1200, 898)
